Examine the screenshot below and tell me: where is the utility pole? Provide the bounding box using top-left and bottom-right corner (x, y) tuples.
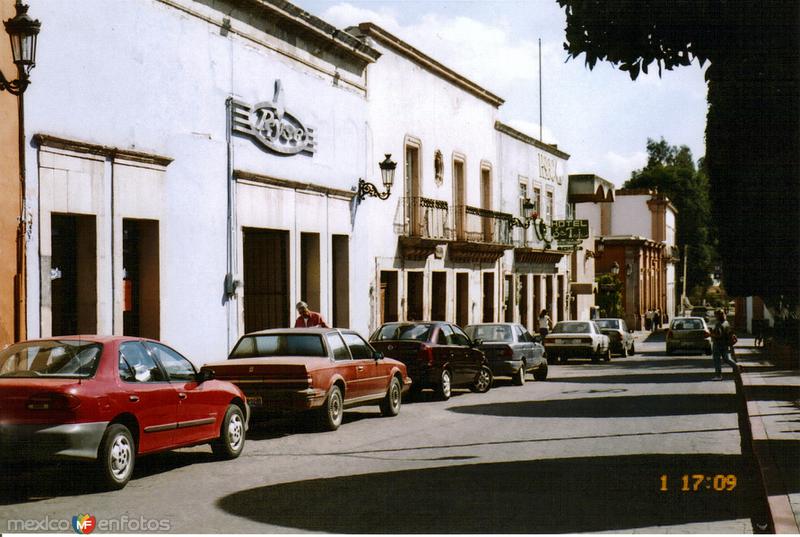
(538, 38), (542, 140)
(680, 245), (688, 315)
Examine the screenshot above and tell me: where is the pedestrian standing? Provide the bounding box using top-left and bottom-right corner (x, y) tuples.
(294, 301), (328, 328)
(710, 309), (738, 380)
(654, 309), (662, 331)
(644, 310), (653, 331)
(538, 309), (552, 338)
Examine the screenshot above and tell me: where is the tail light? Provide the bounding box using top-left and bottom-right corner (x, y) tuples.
(703, 330), (711, 338)
(27, 393), (81, 411)
(580, 338), (592, 344)
(666, 330), (673, 339)
(418, 344), (434, 367)
(501, 346), (513, 358)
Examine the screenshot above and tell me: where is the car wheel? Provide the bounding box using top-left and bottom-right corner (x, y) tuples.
(629, 342), (636, 355)
(604, 348), (612, 362)
(512, 362), (526, 386)
(705, 346), (712, 356)
(380, 376), (402, 417)
(211, 404), (246, 459)
(97, 424), (135, 490)
(318, 385), (344, 431)
(436, 369), (452, 401)
(470, 365), (493, 393)
(546, 354), (555, 365)
(533, 363), (548, 381)
(621, 344), (628, 358)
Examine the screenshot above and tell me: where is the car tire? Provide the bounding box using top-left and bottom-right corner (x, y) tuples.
(97, 423), (135, 490)
(512, 362), (526, 386)
(546, 354), (555, 365)
(630, 343), (636, 355)
(436, 369), (452, 401)
(604, 348), (612, 362)
(380, 376), (402, 417)
(211, 404), (246, 460)
(318, 385), (344, 431)
(470, 365), (493, 393)
(621, 344), (628, 358)
(533, 363), (548, 381)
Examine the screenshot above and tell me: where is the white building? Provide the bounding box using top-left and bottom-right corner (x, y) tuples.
(20, 0), (575, 363)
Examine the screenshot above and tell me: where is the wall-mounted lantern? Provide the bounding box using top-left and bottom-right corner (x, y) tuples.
(611, 261), (621, 276)
(0, 1), (40, 95)
(509, 198), (536, 228)
(357, 154), (396, 201)
(585, 237), (605, 259)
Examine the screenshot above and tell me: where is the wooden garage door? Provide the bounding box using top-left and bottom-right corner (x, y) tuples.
(243, 229), (289, 332)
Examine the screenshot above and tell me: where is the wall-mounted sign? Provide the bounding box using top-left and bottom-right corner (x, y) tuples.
(552, 219), (589, 242)
(231, 80), (316, 155)
(538, 154), (563, 185)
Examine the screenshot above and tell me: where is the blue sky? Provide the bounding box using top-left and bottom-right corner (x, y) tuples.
(295, 0), (709, 186)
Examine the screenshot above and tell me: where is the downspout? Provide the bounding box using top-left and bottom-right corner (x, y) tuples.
(225, 96), (235, 350)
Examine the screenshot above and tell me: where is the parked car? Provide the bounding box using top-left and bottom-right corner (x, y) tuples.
(543, 320), (611, 363)
(204, 328), (411, 431)
(690, 306), (714, 322)
(0, 336), (248, 490)
(463, 323), (548, 384)
(595, 318), (636, 357)
(666, 317), (712, 355)
(369, 322), (492, 400)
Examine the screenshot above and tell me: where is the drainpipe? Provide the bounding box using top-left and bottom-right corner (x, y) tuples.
(225, 97), (236, 350)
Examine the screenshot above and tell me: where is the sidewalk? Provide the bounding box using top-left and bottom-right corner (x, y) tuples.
(736, 340), (800, 533)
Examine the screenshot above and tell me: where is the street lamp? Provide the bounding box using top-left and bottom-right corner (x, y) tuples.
(357, 154), (397, 201)
(611, 261), (620, 276)
(1, 1), (41, 95)
(509, 198), (535, 228)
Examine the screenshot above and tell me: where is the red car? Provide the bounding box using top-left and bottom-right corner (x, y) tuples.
(204, 328), (412, 431)
(0, 336), (248, 490)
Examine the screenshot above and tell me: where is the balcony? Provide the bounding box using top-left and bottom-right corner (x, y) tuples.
(510, 221), (566, 267)
(449, 206), (514, 263)
(397, 197), (451, 260)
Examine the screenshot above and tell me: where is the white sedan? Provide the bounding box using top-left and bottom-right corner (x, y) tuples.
(544, 321), (611, 364)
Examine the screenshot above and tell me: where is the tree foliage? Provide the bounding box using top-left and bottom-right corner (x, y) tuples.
(624, 139), (715, 295)
(557, 0), (799, 304)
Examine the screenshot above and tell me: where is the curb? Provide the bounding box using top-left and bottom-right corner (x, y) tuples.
(737, 365), (800, 534)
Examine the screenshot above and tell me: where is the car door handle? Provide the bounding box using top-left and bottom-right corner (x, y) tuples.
(356, 366), (365, 372)
(178, 393), (187, 400)
(128, 395), (139, 402)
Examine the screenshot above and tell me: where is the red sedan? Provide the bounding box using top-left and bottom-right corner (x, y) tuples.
(204, 328), (412, 431)
(0, 336), (248, 489)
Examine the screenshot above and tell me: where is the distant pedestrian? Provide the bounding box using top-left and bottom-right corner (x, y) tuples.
(294, 301), (328, 328)
(538, 309), (552, 338)
(710, 309), (738, 380)
(654, 309), (662, 331)
(644, 310), (653, 331)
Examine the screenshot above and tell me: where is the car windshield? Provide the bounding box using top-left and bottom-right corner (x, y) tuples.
(372, 323), (431, 342)
(0, 340), (103, 378)
(552, 322), (592, 334)
(672, 319), (705, 330)
(229, 334), (326, 359)
(595, 320), (620, 330)
(464, 325), (512, 342)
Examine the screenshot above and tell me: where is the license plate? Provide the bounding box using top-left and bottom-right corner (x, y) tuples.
(558, 339), (571, 344)
(247, 396), (263, 408)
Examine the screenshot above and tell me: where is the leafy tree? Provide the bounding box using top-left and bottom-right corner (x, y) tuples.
(596, 273), (623, 318)
(556, 0), (799, 306)
(624, 138), (715, 295)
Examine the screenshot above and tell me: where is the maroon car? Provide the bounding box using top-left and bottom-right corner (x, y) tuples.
(0, 336), (248, 490)
(369, 322), (492, 400)
(204, 328), (412, 431)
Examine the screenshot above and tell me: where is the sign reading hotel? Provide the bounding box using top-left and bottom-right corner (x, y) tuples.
(231, 80), (316, 155)
(552, 219), (589, 245)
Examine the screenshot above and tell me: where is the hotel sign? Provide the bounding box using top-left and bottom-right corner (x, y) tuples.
(231, 80), (316, 155)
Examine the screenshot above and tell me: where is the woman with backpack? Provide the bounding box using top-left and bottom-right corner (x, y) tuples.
(710, 309), (739, 380)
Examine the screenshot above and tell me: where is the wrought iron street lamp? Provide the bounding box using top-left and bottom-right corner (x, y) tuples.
(357, 154), (396, 201)
(509, 198), (535, 228)
(611, 261), (621, 276)
(1, 1), (40, 95)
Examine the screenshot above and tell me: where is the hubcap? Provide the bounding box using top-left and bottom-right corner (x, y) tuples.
(390, 382), (400, 408)
(330, 392), (342, 422)
(110, 434), (132, 480)
(442, 372), (451, 397)
(228, 413), (243, 450)
(477, 369), (490, 390)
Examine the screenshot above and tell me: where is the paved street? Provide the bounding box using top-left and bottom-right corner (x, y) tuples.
(1, 334), (766, 533)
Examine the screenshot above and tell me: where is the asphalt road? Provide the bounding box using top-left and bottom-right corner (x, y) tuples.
(1, 333), (767, 533)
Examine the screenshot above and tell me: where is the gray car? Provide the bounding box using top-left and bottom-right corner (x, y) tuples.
(595, 318), (636, 356)
(464, 323), (548, 385)
(666, 317), (712, 355)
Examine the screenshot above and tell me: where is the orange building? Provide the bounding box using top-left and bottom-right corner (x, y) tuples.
(0, 0), (24, 348)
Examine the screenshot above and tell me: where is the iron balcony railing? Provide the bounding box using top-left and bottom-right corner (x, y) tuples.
(454, 205), (513, 245)
(402, 196), (451, 241)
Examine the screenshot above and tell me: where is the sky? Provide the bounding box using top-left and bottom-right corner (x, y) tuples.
(294, 0), (709, 186)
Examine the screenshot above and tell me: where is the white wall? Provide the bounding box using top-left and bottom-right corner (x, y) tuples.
(610, 194), (651, 237)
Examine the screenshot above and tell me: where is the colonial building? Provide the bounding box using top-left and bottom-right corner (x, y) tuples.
(577, 185), (678, 329)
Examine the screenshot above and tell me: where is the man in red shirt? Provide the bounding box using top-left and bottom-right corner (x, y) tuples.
(294, 301), (328, 328)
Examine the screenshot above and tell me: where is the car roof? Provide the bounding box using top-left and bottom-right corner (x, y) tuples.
(596, 318), (622, 321)
(672, 317), (705, 321)
(13, 335), (146, 344)
(464, 322), (516, 327)
(243, 328), (354, 336)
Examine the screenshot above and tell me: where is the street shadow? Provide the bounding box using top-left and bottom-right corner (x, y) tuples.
(602, 357), (714, 370)
(553, 372), (725, 384)
(217, 453), (762, 533)
(448, 394), (738, 419)
(752, 439), (800, 494)
(644, 331), (666, 343)
(0, 450), (217, 505)
(742, 385), (800, 403)
(246, 411), (379, 440)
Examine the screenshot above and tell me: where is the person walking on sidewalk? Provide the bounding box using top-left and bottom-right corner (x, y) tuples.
(710, 309), (738, 380)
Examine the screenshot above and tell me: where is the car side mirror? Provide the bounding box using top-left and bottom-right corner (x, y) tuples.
(372, 351), (383, 361)
(471, 338), (483, 347)
(532, 335), (543, 343)
(197, 369), (215, 382)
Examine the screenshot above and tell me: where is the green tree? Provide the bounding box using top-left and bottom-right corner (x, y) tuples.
(624, 139), (715, 295)
(556, 0), (799, 305)
(596, 273), (624, 318)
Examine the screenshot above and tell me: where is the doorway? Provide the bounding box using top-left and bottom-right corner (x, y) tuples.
(406, 272), (424, 321)
(520, 275), (529, 329)
(50, 214), (97, 336)
(504, 274), (514, 322)
(431, 271), (447, 321)
(331, 235), (350, 328)
(243, 228), (289, 332)
(456, 272), (469, 327)
(122, 219), (160, 339)
(482, 272), (494, 322)
(380, 271), (398, 324)
(300, 233), (320, 312)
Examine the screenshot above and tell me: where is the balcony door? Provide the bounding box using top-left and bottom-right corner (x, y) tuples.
(405, 142), (421, 236)
(453, 158), (466, 241)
